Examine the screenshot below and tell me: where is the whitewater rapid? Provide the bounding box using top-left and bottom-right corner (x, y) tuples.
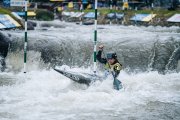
(1, 20), (180, 72)
(0, 68), (180, 120)
(0, 21), (180, 120)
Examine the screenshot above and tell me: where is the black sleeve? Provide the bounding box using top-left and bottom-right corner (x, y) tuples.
(96, 50), (107, 64)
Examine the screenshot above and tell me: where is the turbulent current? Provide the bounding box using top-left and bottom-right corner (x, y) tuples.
(0, 21), (180, 120)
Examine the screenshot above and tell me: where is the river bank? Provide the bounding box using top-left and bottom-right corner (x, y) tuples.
(62, 9), (180, 27)
(0, 8), (180, 28)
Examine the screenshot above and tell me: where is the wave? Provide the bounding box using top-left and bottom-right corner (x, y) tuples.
(0, 22), (180, 73)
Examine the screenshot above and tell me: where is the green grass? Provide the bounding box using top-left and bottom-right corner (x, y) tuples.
(36, 9), (54, 21)
(0, 8), (12, 15)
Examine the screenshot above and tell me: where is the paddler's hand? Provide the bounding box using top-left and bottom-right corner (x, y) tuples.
(98, 45), (104, 51)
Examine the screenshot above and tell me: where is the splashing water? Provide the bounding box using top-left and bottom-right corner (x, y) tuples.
(0, 68), (180, 120)
(1, 21), (180, 72)
(0, 21), (180, 120)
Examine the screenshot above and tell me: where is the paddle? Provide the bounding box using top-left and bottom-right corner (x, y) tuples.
(102, 50), (121, 90)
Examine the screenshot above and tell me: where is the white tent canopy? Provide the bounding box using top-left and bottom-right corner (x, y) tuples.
(167, 14), (180, 23)
(0, 23), (6, 29)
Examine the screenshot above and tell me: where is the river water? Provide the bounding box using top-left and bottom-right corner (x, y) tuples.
(0, 21), (180, 120)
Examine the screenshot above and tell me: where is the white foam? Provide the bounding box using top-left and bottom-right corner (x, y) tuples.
(1, 21), (180, 119)
(0, 68), (180, 119)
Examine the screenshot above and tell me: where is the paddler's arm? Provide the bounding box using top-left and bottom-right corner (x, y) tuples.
(96, 45), (107, 64)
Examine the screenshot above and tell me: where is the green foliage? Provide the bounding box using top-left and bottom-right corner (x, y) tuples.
(0, 8), (11, 14)
(36, 10), (54, 21)
(82, 8), (119, 15)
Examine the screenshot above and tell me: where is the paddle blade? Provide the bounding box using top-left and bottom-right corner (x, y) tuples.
(113, 79), (122, 90)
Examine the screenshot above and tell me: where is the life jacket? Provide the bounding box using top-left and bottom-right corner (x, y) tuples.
(104, 62), (122, 72)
